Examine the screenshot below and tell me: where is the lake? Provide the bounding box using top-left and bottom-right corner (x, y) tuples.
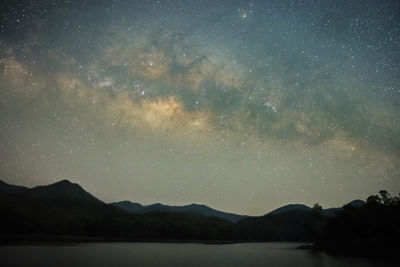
(0, 242), (397, 267)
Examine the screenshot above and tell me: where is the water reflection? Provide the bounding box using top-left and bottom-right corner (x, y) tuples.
(0, 243), (396, 267)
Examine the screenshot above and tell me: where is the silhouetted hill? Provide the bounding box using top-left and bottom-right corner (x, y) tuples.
(322, 199), (366, 216)
(112, 200), (143, 213)
(347, 199), (366, 207)
(265, 200), (366, 217)
(0, 179), (120, 237)
(235, 209), (327, 242)
(0, 180), (29, 193)
(267, 204), (311, 215)
(31, 180), (102, 202)
(112, 201), (248, 223)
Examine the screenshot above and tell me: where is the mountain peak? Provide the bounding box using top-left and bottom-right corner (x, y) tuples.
(151, 203), (165, 207)
(347, 199), (366, 207)
(112, 200), (143, 213)
(31, 179), (101, 203)
(55, 179), (73, 185)
(118, 200), (142, 206)
(267, 204), (311, 216)
(51, 179), (77, 188)
(187, 203), (207, 208)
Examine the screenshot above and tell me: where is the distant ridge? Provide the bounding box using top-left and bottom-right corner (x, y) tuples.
(111, 200), (248, 223)
(111, 199), (366, 223)
(1, 179), (366, 220)
(0, 179), (374, 244)
(113, 200), (143, 213)
(0, 180), (29, 193)
(265, 200), (366, 217)
(322, 199), (366, 216)
(267, 204), (311, 215)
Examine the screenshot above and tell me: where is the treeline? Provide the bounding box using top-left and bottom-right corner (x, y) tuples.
(314, 190), (400, 256)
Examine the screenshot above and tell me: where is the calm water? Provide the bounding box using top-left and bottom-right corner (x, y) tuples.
(0, 242), (397, 267)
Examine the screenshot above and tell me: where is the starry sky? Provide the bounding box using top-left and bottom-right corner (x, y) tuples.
(1, 0), (399, 215)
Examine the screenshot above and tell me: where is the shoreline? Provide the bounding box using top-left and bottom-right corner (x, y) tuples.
(0, 235), (307, 246)
(297, 243), (399, 259)
(3, 237), (397, 259)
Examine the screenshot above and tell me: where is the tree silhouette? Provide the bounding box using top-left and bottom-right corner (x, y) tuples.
(312, 203), (323, 215)
(316, 189), (400, 257)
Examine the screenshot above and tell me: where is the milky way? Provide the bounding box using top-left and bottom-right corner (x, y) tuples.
(1, 0), (399, 215)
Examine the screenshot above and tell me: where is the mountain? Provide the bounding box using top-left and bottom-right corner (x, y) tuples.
(111, 201), (248, 223)
(30, 179), (102, 202)
(265, 200), (366, 217)
(236, 200), (367, 242)
(322, 199), (366, 216)
(267, 204), (311, 215)
(0, 179), (120, 238)
(113, 199), (367, 223)
(0, 179), (234, 241)
(0, 180), (29, 193)
(347, 199), (366, 207)
(112, 200), (143, 213)
(0, 179), (101, 202)
(235, 209), (326, 242)
(0, 179), (374, 245)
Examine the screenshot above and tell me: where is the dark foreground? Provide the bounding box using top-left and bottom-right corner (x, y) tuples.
(0, 242), (397, 267)
(1, 180), (400, 258)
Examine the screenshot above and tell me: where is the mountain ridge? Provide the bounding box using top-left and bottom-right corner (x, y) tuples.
(265, 200), (366, 217)
(111, 199), (366, 222)
(111, 200), (249, 223)
(1, 179), (365, 220)
(0, 179), (375, 244)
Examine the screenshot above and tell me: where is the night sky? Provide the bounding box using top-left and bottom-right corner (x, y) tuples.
(1, 0), (399, 215)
